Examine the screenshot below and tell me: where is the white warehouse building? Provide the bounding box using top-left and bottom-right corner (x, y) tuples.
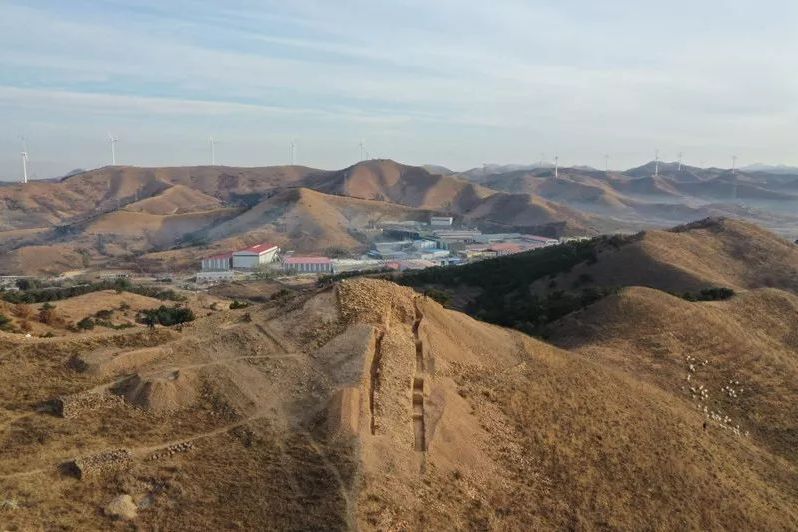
(283, 256), (333, 274)
(201, 252), (233, 272)
(232, 244), (279, 269)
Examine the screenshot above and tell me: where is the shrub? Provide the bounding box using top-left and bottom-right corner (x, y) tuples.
(37, 304), (62, 326)
(1, 278), (185, 304)
(229, 300), (250, 310)
(77, 317), (95, 330)
(425, 289), (450, 306)
(682, 287), (735, 302)
(0, 313), (12, 330)
(15, 279), (35, 290)
(94, 309), (114, 320)
(138, 305), (195, 327)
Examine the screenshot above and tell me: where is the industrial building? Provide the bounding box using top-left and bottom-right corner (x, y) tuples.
(232, 244), (279, 269)
(196, 270), (235, 283)
(430, 216), (454, 227)
(201, 252), (233, 272)
(283, 256), (333, 274)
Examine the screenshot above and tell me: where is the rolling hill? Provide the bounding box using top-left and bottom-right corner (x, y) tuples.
(0, 160), (602, 275)
(456, 162), (798, 239)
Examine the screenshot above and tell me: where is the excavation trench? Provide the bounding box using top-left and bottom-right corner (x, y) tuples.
(369, 329), (385, 435)
(411, 299), (427, 452)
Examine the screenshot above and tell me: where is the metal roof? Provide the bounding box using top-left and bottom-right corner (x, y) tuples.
(283, 256), (332, 264)
(234, 243), (278, 255)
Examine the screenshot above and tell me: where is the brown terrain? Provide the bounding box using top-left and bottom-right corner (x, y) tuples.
(464, 162), (798, 240)
(0, 160), (624, 275)
(0, 219), (796, 529)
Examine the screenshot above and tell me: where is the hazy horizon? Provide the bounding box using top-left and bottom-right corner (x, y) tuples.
(1, 0), (796, 180)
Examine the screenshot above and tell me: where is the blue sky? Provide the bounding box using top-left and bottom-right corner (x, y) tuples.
(0, 0), (796, 179)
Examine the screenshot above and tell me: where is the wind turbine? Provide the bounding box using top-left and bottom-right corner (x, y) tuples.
(604, 154), (609, 173)
(654, 149), (660, 177)
(678, 152), (683, 172)
(289, 139), (298, 165)
(731, 154), (737, 174)
(554, 154), (559, 178)
(358, 140), (366, 162)
(731, 155), (738, 201)
(209, 136), (216, 165)
(20, 137), (29, 184)
(108, 133), (119, 165)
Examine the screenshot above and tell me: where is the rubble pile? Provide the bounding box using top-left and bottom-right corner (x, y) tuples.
(55, 391), (124, 419)
(67, 448), (133, 479)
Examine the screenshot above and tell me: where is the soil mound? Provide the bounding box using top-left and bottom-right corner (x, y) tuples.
(117, 370), (197, 414)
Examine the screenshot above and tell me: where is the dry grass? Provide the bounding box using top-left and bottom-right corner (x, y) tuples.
(0, 226), (796, 529)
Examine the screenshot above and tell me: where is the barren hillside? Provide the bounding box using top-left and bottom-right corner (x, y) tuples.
(457, 163), (798, 238)
(0, 160), (601, 274)
(0, 276), (795, 529)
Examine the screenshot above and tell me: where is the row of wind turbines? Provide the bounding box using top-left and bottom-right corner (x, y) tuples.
(14, 135), (740, 184)
(528, 150), (739, 180)
(15, 134), (375, 183)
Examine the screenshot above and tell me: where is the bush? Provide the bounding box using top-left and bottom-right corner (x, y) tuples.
(229, 300), (250, 310)
(37, 304), (62, 326)
(138, 305), (195, 327)
(77, 317), (95, 330)
(682, 287), (735, 302)
(0, 313), (11, 330)
(94, 309), (114, 320)
(0, 278), (185, 304)
(396, 237), (633, 338)
(425, 289), (450, 306)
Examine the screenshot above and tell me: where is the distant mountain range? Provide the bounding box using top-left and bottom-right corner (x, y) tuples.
(0, 159), (796, 275)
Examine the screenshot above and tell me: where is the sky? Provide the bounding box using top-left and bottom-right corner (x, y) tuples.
(0, 0), (796, 180)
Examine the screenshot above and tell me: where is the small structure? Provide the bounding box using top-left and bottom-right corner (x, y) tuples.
(487, 243), (525, 256)
(196, 270), (235, 284)
(232, 244), (279, 269)
(201, 252), (232, 272)
(64, 449), (133, 480)
(430, 216), (454, 227)
(283, 256), (333, 274)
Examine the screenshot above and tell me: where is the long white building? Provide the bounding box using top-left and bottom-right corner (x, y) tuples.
(283, 256), (333, 273)
(232, 244), (279, 269)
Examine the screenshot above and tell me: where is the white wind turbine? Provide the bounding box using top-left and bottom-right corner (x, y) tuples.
(289, 138), (298, 165)
(20, 137), (29, 184)
(108, 133), (119, 165)
(358, 140), (366, 161)
(209, 136), (217, 165)
(554, 154), (559, 178)
(677, 152), (683, 172)
(654, 149), (660, 177)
